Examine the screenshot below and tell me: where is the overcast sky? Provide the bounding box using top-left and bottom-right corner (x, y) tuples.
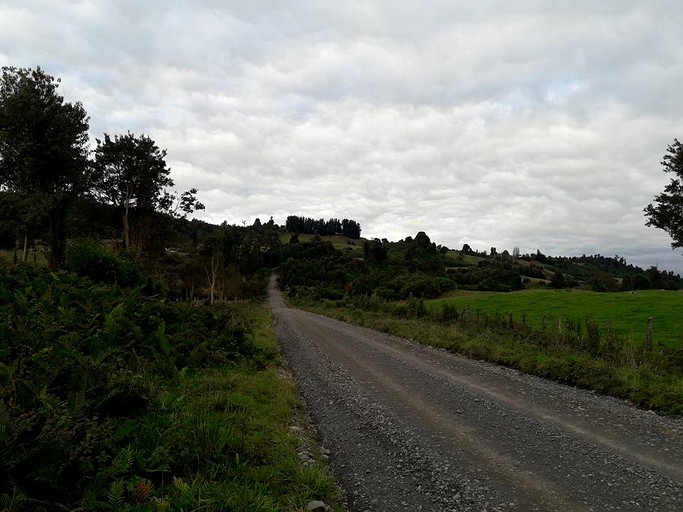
(2, 0), (683, 273)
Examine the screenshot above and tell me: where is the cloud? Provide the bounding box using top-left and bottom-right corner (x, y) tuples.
(2, 0), (683, 273)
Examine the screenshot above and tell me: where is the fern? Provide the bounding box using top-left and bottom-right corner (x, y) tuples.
(0, 489), (26, 512)
(106, 479), (127, 510)
(0, 399), (15, 442)
(134, 478), (153, 504)
(103, 303), (125, 342)
(38, 386), (64, 412)
(111, 445), (135, 476)
(154, 321), (171, 355)
(171, 476), (201, 508)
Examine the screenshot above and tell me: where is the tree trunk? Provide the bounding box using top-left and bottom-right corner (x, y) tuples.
(122, 184), (132, 250)
(122, 209), (130, 250)
(205, 251), (222, 305)
(47, 203), (68, 270)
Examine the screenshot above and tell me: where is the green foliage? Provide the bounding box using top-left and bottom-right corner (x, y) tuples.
(549, 271), (566, 289)
(279, 232), (465, 303)
(67, 240), (141, 286)
(478, 268), (524, 292)
(0, 265), (294, 510)
(0, 263), (341, 510)
(397, 273), (443, 299)
(392, 298), (428, 319)
(318, 288), (345, 301)
(362, 239), (388, 264)
(645, 138), (683, 250)
(286, 215), (361, 239)
(0, 66), (89, 269)
(90, 132), (175, 253)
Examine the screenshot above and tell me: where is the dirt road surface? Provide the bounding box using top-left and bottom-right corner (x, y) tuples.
(270, 278), (683, 511)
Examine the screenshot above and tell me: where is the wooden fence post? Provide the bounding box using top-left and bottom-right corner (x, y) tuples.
(646, 317), (653, 351)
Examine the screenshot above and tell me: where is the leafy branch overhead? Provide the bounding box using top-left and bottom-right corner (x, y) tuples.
(645, 138), (683, 250)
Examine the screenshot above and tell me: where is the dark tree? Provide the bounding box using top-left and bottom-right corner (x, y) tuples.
(0, 66), (89, 268)
(286, 215), (361, 239)
(341, 218), (361, 239)
(363, 238), (387, 264)
(0, 190), (46, 259)
(91, 132), (203, 251)
(645, 138), (683, 251)
(549, 271), (566, 289)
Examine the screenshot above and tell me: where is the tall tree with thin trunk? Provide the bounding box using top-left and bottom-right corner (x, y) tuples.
(91, 132), (203, 253)
(0, 66), (89, 269)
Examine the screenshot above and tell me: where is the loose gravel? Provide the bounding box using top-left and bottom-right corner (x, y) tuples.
(270, 279), (683, 511)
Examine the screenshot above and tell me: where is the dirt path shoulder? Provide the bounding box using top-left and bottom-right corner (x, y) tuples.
(270, 277), (683, 511)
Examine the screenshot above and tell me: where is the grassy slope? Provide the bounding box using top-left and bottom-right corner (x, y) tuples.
(432, 289), (683, 347)
(280, 233), (364, 253)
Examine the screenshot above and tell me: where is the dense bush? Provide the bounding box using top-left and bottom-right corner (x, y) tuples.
(67, 240), (141, 286)
(0, 264), (257, 510)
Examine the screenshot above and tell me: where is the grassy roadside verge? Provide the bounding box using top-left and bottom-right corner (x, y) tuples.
(0, 265), (342, 511)
(293, 298), (683, 416)
(133, 303), (343, 512)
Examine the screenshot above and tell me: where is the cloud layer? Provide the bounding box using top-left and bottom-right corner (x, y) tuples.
(2, 0), (683, 272)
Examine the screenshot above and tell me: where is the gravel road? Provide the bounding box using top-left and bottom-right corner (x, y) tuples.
(269, 278), (683, 511)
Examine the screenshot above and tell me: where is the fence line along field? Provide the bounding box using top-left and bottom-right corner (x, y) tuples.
(430, 289), (683, 347)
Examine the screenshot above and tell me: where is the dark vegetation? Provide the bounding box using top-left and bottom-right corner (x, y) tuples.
(285, 215), (361, 239)
(0, 66), (343, 510)
(278, 232), (683, 302)
(2, 64), (683, 506)
(0, 266), (340, 511)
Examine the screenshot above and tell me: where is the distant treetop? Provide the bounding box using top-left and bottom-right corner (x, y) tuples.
(286, 215), (361, 239)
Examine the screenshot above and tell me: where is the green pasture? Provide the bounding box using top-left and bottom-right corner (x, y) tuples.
(430, 289), (683, 347)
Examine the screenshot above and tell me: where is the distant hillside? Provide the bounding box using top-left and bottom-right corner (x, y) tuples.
(277, 231), (683, 301)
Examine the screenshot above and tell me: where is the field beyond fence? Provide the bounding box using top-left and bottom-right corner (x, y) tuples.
(431, 289), (683, 348)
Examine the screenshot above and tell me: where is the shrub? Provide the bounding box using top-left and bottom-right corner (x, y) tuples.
(399, 275), (442, 299)
(67, 241), (141, 287)
(318, 288), (345, 301)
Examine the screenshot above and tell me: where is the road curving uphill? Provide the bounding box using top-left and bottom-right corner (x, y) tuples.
(270, 277), (683, 511)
